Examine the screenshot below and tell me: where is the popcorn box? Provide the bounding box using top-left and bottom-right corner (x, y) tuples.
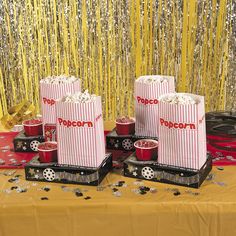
(56, 96), (106, 167)
(44, 123), (57, 142)
(40, 78), (81, 124)
(158, 93), (207, 169)
(135, 75), (175, 137)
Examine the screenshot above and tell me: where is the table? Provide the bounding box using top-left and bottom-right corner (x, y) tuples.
(0, 123), (236, 236)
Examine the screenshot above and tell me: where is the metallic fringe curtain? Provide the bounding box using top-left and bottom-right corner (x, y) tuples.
(0, 0), (235, 120)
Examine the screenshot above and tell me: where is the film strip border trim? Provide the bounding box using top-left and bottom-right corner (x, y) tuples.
(27, 168), (99, 183)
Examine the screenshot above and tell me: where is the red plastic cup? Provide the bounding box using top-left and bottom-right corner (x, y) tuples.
(116, 117), (135, 135)
(134, 139), (158, 161)
(38, 142), (58, 163)
(23, 119), (43, 136)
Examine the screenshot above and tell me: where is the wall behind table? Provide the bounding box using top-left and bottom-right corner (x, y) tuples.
(0, 0), (235, 120)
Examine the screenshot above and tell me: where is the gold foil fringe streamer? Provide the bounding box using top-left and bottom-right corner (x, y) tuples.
(0, 0), (235, 121)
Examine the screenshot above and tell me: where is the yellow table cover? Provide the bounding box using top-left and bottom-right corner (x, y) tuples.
(0, 123), (236, 236)
(0, 166), (236, 236)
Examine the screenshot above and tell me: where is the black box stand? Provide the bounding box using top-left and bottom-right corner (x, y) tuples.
(124, 153), (212, 188)
(13, 131), (45, 152)
(25, 153), (112, 186)
(106, 129), (158, 151)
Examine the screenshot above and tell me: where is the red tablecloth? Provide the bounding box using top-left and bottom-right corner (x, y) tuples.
(0, 132), (36, 168)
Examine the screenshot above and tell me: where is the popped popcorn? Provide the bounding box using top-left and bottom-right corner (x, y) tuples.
(116, 116), (135, 123)
(159, 93), (199, 105)
(137, 75), (168, 84)
(40, 75), (79, 84)
(62, 90), (97, 103)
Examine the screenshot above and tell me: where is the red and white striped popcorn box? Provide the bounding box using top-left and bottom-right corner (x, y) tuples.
(55, 96), (106, 167)
(134, 75), (175, 137)
(158, 93), (207, 170)
(40, 80), (81, 124)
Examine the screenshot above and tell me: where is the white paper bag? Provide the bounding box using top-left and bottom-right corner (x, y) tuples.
(135, 75), (175, 137)
(56, 96), (105, 167)
(158, 93), (207, 169)
(40, 78), (81, 124)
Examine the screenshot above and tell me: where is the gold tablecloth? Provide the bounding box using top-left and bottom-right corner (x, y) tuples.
(0, 167), (236, 236)
(0, 123), (236, 236)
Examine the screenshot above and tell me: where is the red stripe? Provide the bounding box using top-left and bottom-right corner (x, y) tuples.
(56, 95), (105, 167)
(158, 94), (206, 169)
(40, 80), (81, 125)
(135, 76), (175, 137)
